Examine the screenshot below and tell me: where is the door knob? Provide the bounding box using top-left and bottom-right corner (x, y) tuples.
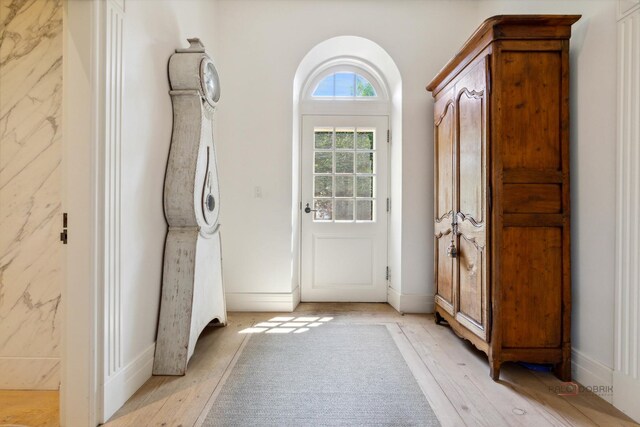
(304, 203), (317, 214)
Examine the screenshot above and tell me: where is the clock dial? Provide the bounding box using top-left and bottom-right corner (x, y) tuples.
(205, 63), (216, 96)
(200, 58), (220, 105)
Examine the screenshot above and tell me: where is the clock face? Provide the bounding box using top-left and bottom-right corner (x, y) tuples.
(200, 58), (220, 106)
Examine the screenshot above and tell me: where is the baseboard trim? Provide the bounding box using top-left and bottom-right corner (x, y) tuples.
(387, 288), (434, 314)
(571, 348), (614, 403)
(226, 287), (300, 312)
(613, 370), (640, 422)
(387, 286), (401, 312)
(0, 357), (60, 390)
(102, 343), (155, 422)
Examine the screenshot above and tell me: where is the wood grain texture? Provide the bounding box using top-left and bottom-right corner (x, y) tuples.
(100, 304), (638, 427)
(153, 229), (199, 375)
(163, 94), (202, 228)
(502, 227), (562, 348)
(434, 89), (456, 314)
(428, 15), (577, 381)
(500, 50), (562, 170)
(455, 57), (489, 341)
(503, 184), (562, 213)
(0, 390), (59, 427)
(426, 15), (581, 94)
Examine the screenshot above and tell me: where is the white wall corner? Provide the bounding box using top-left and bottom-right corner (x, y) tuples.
(102, 343), (155, 422)
(387, 287), (434, 314)
(571, 348), (614, 403)
(226, 287), (300, 312)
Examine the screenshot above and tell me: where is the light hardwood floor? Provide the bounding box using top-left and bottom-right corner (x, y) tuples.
(1, 303), (636, 426)
(0, 390), (58, 427)
(107, 303), (637, 427)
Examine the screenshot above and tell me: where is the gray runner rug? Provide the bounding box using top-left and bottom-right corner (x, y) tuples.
(203, 324), (440, 426)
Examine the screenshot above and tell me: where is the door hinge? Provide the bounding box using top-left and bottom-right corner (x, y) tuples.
(60, 213), (68, 244)
(387, 129), (391, 143)
(386, 198), (390, 213)
(386, 266), (390, 281)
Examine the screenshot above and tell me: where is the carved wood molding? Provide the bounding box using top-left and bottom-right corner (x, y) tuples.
(435, 209), (454, 224)
(457, 211), (485, 228)
(460, 233), (486, 251)
(435, 228), (453, 239)
(457, 87), (485, 101)
(435, 100), (455, 127)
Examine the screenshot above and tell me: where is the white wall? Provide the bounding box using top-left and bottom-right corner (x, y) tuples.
(215, 0), (480, 306)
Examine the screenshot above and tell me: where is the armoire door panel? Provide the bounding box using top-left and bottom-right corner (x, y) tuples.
(434, 95), (455, 221)
(503, 183), (562, 213)
(501, 227), (562, 348)
(454, 56), (489, 338)
(435, 231), (454, 311)
(457, 236), (486, 332)
(458, 93), (484, 221)
(434, 88), (456, 312)
(499, 51), (562, 171)
(457, 58), (488, 223)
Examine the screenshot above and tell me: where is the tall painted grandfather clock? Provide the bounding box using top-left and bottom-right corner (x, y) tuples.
(153, 38), (227, 376)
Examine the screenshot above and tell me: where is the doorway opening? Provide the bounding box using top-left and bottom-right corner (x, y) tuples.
(291, 37), (402, 304)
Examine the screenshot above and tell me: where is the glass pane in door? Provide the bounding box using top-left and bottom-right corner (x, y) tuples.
(312, 127), (377, 223)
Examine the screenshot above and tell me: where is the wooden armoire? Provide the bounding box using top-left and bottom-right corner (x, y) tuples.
(426, 15), (580, 381)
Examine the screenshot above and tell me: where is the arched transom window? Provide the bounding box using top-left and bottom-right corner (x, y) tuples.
(301, 58), (390, 115)
(312, 72), (377, 98)
(303, 62), (388, 106)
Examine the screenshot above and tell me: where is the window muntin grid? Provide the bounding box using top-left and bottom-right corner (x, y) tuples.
(313, 127), (376, 222)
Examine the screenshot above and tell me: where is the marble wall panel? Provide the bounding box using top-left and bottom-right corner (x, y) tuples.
(0, 0), (62, 390)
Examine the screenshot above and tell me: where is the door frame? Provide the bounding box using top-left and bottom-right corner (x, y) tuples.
(299, 114), (391, 302)
(62, 0), (111, 424)
(291, 40), (403, 310)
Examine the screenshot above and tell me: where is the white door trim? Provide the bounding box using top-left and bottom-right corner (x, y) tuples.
(62, 0), (110, 424)
(613, 2), (640, 422)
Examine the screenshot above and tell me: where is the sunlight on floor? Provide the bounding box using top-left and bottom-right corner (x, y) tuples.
(238, 316), (334, 334)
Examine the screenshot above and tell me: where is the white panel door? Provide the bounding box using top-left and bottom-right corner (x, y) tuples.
(301, 115), (388, 302)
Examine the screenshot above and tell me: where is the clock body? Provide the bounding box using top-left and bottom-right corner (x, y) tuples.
(164, 39), (221, 233)
(154, 38), (227, 376)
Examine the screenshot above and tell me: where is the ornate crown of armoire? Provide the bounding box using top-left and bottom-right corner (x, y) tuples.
(426, 15), (580, 380)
